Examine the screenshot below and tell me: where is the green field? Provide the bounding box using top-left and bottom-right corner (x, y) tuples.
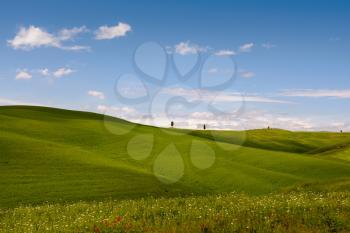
(1, 105), (350, 232)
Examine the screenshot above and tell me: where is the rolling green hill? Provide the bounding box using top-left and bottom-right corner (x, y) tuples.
(1, 105), (350, 208)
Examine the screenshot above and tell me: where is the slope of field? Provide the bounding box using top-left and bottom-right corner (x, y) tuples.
(1, 105), (350, 207)
(189, 129), (350, 154)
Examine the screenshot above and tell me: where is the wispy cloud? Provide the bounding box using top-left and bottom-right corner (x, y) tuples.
(163, 87), (291, 104)
(207, 68), (219, 74)
(15, 67), (75, 81)
(207, 68), (233, 75)
(57, 26), (88, 41)
(116, 106), (345, 132)
(38, 68), (49, 76)
(97, 105), (138, 119)
(214, 49), (236, 56)
(0, 97), (41, 106)
(239, 70), (255, 79)
(95, 22), (131, 40)
(7, 25), (90, 51)
(239, 43), (254, 53)
(281, 89), (350, 98)
(261, 43), (276, 49)
(61, 45), (91, 51)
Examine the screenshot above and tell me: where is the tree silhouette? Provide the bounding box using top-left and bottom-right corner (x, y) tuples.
(171, 121), (174, 128)
(203, 124), (206, 130)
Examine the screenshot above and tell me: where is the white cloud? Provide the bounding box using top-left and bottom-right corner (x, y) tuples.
(0, 98), (345, 132)
(207, 68), (233, 75)
(91, 99), (349, 132)
(15, 70), (32, 80)
(58, 26), (88, 41)
(61, 45), (91, 51)
(262, 43), (276, 49)
(281, 89), (350, 98)
(0, 97), (44, 106)
(38, 68), (50, 76)
(53, 68), (74, 78)
(120, 108), (335, 131)
(97, 105), (138, 119)
(174, 41), (206, 55)
(8, 26), (60, 50)
(95, 22), (131, 40)
(8, 25), (89, 51)
(88, 90), (105, 100)
(214, 49), (236, 56)
(162, 87), (291, 104)
(239, 70), (255, 78)
(190, 111), (215, 119)
(239, 43), (254, 53)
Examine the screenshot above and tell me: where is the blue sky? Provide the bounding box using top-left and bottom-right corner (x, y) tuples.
(0, 0), (350, 131)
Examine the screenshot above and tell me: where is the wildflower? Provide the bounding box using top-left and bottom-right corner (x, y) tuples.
(113, 215), (123, 224)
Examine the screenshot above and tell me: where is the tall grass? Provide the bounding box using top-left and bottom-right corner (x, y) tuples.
(1, 191), (350, 233)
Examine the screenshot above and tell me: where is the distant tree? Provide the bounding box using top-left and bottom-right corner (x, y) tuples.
(171, 121), (174, 128)
(267, 125), (270, 130)
(340, 130), (343, 133)
(203, 124), (206, 130)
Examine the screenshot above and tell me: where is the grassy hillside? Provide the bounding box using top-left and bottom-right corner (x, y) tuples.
(1, 105), (350, 208)
(2, 191), (350, 233)
(190, 128), (350, 154)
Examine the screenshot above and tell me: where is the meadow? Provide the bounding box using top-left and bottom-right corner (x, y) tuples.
(1, 191), (350, 232)
(1, 105), (350, 232)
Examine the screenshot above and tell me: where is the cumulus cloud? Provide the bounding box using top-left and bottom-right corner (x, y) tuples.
(239, 43), (254, 53)
(95, 22), (131, 40)
(8, 26), (60, 50)
(88, 90), (105, 100)
(8, 25), (89, 51)
(214, 49), (236, 56)
(174, 41), (206, 55)
(15, 70), (32, 80)
(280, 89), (350, 98)
(53, 68), (74, 78)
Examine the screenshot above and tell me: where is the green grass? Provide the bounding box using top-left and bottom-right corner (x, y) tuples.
(1, 105), (350, 208)
(1, 105), (350, 232)
(1, 191), (350, 233)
